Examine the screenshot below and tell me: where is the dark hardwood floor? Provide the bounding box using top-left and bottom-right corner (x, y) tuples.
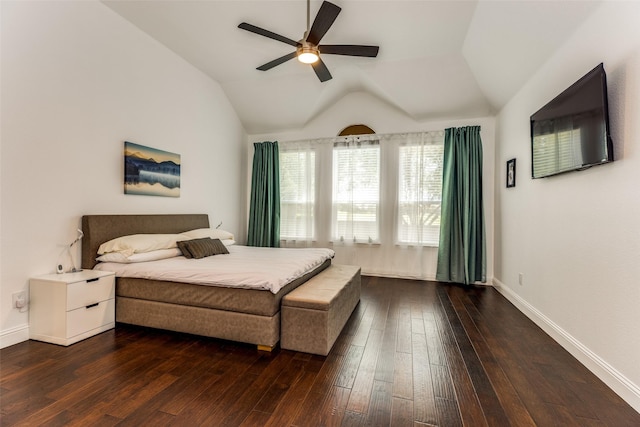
(1, 276), (638, 426)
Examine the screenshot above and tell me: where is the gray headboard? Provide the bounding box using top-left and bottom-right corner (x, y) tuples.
(81, 214), (210, 269)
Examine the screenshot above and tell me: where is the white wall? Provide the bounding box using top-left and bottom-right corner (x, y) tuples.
(494, 1), (640, 411)
(250, 91), (495, 282)
(0, 1), (246, 348)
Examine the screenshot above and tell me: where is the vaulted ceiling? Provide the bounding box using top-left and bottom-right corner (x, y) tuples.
(102, 1), (601, 134)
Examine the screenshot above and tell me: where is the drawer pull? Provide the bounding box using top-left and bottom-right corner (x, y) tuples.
(86, 278), (99, 283)
(86, 302), (99, 309)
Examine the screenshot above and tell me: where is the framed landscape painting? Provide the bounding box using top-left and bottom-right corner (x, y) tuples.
(124, 141), (181, 197)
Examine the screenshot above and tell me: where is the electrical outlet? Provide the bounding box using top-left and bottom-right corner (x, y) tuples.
(12, 291), (27, 310)
(518, 273), (524, 286)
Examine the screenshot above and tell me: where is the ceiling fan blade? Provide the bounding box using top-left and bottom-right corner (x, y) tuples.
(257, 52), (298, 71)
(238, 22), (300, 47)
(311, 58), (332, 82)
(306, 1), (341, 46)
(319, 45), (379, 57)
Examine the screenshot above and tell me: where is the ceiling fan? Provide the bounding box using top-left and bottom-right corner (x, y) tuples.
(238, 0), (379, 82)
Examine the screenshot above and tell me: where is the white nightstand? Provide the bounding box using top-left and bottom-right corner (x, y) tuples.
(29, 270), (115, 346)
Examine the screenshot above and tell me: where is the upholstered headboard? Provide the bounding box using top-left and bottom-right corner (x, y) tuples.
(81, 214), (210, 269)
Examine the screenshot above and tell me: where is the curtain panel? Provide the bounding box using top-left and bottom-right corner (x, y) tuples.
(436, 126), (486, 284)
(247, 141), (281, 247)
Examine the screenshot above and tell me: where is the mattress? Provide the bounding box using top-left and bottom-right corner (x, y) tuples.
(115, 258), (331, 317)
(94, 245), (335, 294)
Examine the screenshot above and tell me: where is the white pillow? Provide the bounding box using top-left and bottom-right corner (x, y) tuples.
(96, 248), (182, 263)
(181, 228), (234, 241)
(97, 233), (185, 256)
(221, 239), (236, 247)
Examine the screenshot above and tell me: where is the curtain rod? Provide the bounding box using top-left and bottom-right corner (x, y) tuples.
(271, 130), (446, 146)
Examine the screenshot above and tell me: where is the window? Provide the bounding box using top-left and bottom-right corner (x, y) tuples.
(397, 140), (444, 246)
(279, 148), (315, 239)
(332, 140), (380, 243)
(278, 131), (443, 247)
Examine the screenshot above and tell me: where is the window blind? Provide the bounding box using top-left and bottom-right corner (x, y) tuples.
(397, 140), (444, 245)
(332, 139), (380, 243)
(279, 149), (315, 239)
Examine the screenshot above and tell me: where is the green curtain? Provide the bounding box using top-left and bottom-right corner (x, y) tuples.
(247, 141), (280, 247)
(436, 126), (486, 284)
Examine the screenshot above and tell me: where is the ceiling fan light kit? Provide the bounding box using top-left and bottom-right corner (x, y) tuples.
(297, 44), (320, 64)
(238, 0), (379, 82)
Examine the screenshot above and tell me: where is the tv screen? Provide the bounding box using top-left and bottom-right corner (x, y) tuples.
(531, 63), (613, 179)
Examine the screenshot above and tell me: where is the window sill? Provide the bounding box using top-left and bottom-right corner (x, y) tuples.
(395, 242), (439, 248)
(330, 240), (381, 246)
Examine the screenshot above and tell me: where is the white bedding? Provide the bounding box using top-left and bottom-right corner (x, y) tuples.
(94, 245), (335, 294)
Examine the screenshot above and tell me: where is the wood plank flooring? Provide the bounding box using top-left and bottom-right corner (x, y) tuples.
(1, 276), (639, 426)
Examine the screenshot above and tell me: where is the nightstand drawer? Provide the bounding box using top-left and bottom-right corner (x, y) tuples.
(67, 298), (115, 338)
(67, 274), (115, 311)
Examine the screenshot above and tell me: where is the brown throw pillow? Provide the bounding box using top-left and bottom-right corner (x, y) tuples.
(177, 240), (194, 259)
(177, 238), (229, 259)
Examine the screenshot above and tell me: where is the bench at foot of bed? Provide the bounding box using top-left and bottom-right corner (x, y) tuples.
(280, 264), (361, 356)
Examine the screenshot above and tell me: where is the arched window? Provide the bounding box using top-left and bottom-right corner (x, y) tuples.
(338, 124), (375, 136)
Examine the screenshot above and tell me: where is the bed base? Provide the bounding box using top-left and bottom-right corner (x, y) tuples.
(117, 297), (279, 350)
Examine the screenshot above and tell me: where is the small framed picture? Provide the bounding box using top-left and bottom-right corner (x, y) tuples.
(506, 158), (516, 188)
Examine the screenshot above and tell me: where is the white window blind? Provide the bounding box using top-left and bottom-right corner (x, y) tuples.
(397, 135), (444, 246)
(332, 139), (380, 243)
(279, 148), (315, 239)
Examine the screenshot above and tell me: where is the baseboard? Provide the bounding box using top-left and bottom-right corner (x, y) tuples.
(0, 324), (30, 349)
(492, 278), (640, 413)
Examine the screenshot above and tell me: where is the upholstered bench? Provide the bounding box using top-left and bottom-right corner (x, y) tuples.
(281, 264), (361, 356)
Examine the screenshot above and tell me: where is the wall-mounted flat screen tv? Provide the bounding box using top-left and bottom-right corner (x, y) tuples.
(531, 63), (613, 179)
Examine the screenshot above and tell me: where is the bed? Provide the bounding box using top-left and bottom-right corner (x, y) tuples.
(80, 214), (332, 350)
